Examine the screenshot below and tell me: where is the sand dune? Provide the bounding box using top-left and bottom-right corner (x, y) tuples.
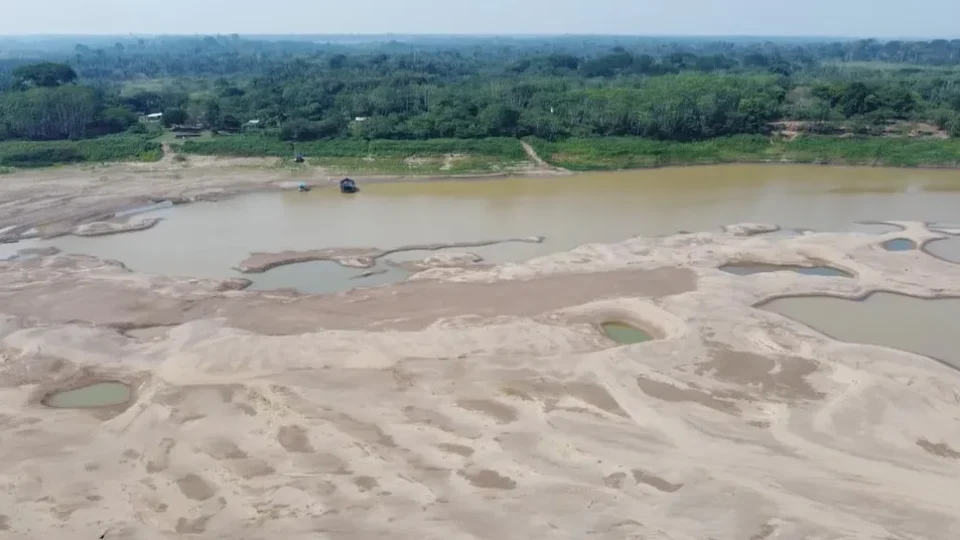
(1, 219), (960, 539)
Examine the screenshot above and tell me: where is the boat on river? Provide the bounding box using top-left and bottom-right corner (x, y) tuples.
(340, 178), (359, 194)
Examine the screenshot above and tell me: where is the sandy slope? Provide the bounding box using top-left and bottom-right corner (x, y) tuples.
(1, 216), (960, 539)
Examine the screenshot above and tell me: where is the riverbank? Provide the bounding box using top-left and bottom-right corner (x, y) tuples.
(5, 133), (960, 174)
(0, 135), (163, 168)
(525, 135), (960, 170)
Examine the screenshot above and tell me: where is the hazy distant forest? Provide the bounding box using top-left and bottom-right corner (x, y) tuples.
(4, 35), (960, 167)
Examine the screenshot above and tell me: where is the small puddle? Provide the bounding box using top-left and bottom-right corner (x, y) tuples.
(882, 238), (917, 251)
(601, 322), (653, 344)
(43, 382), (132, 408)
(925, 237), (960, 263)
(720, 264), (852, 277)
(761, 293), (960, 370)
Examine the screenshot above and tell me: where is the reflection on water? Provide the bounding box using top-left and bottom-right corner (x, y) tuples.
(761, 293), (960, 370)
(16, 165), (960, 292)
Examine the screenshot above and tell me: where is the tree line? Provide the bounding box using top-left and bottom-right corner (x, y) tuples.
(0, 63), (140, 140)
(4, 36), (960, 145)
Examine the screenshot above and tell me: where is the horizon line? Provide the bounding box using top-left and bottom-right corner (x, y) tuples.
(0, 32), (951, 41)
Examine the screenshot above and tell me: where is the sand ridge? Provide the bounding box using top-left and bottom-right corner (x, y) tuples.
(0, 221), (960, 539)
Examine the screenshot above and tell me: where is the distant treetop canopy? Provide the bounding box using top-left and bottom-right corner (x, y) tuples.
(11, 62), (77, 88)
(2, 36), (960, 145)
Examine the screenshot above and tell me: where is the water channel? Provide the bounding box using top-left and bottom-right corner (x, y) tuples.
(8, 165), (960, 293)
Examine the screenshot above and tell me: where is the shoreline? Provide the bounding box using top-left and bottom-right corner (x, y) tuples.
(6, 132), (960, 175)
(1, 156), (959, 245)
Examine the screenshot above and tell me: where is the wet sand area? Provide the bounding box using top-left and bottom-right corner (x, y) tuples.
(1, 221), (960, 539)
(3, 160), (960, 539)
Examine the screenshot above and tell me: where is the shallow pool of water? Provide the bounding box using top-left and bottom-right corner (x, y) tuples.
(761, 293), (960, 370)
(44, 382), (132, 408)
(720, 264), (852, 277)
(882, 238), (917, 251)
(0, 242), (19, 260)
(601, 322), (653, 344)
(925, 237), (960, 263)
(20, 165), (960, 292)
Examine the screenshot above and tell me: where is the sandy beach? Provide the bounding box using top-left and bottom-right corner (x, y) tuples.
(1, 161), (960, 539)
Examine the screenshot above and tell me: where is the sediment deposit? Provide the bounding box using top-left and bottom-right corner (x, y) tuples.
(1, 212), (959, 539)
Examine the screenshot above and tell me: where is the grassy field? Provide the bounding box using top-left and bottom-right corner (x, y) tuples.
(0, 135), (163, 168)
(526, 135), (960, 170)
(180, 135), (531, 175)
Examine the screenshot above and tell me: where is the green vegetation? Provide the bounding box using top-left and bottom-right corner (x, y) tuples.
(179, 135), (526, 159)
(529, 136), (960, 170)
(5, 36), (960, 169)
(0, 136), (162, 168)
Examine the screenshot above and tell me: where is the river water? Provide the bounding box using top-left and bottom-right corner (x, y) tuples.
(12, 164), (960, 293)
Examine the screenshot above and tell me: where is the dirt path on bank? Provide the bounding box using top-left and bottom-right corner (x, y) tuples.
(160, 142), (175, 163)
(521, 140), (570, 174)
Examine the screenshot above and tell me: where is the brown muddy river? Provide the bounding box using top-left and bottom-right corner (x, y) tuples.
(19, 165), (960, 293)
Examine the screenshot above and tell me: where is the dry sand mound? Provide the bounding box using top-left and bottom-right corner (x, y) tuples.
(1, 222), (960, 539)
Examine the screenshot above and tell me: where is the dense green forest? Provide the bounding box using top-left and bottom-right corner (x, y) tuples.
(4, 35), (960, 168)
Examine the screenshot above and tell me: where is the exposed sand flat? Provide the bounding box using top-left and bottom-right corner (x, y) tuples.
(234, 237), (545, 273)
(2, 216), (960, 540)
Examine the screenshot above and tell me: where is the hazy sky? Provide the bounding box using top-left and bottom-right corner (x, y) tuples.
(1, 0), (958, 39)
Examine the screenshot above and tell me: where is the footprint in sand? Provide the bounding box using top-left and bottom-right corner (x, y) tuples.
(175, 474), (216, 501)
(277, 425), (314, 453)
(459, 468), (517, 490)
